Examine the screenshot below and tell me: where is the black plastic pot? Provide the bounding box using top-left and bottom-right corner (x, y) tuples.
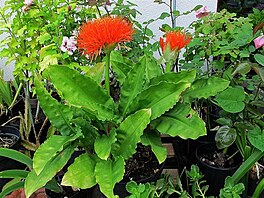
(0, 125), (24, 190)
(91, 163), (165, 198)
(195, 143), (242, 196)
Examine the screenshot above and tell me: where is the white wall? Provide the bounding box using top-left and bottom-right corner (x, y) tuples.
(0, 0), (218, 80)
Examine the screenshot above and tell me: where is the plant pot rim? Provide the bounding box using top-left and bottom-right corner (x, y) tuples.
(195, 143), (242, 171)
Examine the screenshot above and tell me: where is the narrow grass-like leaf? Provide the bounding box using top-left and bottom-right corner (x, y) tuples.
(0, 170), (29, 179)
(0, 181), (24, 198)
(0, 148), (32, 168)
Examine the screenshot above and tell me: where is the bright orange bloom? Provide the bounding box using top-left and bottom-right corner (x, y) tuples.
(77, 16), (134, 59)
(160, 31), (191, 52)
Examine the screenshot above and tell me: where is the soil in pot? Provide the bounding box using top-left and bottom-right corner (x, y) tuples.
(195, 143), (242, 196)
(91, 144), (164, 198)
(0, 126), (25, 191)
(248, 160), (264, 197)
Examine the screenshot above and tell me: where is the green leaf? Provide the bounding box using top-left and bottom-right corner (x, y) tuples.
(62, 153), (97, 189)
(0, 181), (24, 198)
(141, 131), (167, 163)
(214, 87), (245, 113)
(149, 70), (196, 85)
(95, 157), (125, 198)
(248, 125), (264, 152)
(0, 148), (32, 168)
(144, 55), (162, 83)
(85, 62), (105, 85)
(111, 109), (151, 160)
(232, 62), (251, 76)
(0, 170), (29, 179)
(254, 54), (264, 66)
(34, 75), (74, 136)
(45, 65), (116, 121)
(110, 51), (133, 85)
(159, 12), (170, 19)
(151, 103), (206, 139)
(128, 82), (191, 120)
(215, 126), (237, 149)
(95, 129), (116, 160)
(183, 77), (230, 101)
(120, 56), (147, 115)
(25, 145), (75, 198)
(37, 33), (51, 44)
(33, 135), (80, 175)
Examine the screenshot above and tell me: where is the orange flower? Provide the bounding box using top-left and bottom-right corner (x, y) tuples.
(160, 31), (191, 52)
(77, 16), (134, 59)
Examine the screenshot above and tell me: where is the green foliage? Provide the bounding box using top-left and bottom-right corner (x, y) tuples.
(215, 126), (237, 149)
(62, 154), (97, 189)
(220, 176), (245, 198)
(248, 125), (264, 152)
(214, 87), (246, 113)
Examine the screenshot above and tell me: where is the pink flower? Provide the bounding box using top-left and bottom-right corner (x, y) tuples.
(196, 6), (210, 19)
(24, 0), (33, 7)
(254, 35), (264, 49)
(60, 36), (77, 55)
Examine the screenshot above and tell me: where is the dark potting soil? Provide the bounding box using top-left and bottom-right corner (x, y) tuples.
(46, 186), (82, 198)
(199, 151), (236, 168)
(124, 144), (160, 181)
(0, 135), (18, 148)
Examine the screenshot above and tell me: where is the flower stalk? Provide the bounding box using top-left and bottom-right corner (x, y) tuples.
(105, 52), (111, 95)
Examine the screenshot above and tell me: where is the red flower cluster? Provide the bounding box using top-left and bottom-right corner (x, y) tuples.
(77, 16), (134, 59)
(160, 31), (191, 52)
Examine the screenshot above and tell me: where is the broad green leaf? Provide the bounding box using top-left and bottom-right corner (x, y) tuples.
(110, 51), (133, 85)
(85, 62), (104, 85)
(149, 70), (196, 85)
(183, 77), (230, 101)
(141, 131), (167, 163)
(214, 87), (245, 113)
(0, 148), (32, 168)
(33, 135), (80, 175)
(120, 56), (147, 115)
(144, 55), (162, 82)
(62, 153), (97, 188)
(25, 145), (75, 198)
(45, 65), (116, 121)
(159, 12), (170, 19)
(111, 109), (151, 160)
(95, 129), (116, 160)
(254, 54), (264, 66)
(248, 126), (264, 152)
(95, 157), (125, 198)
(151, 103), (206, 139)
(34, 76), (74, 136)
(128, 82), (191, 120)
(0, 170), (29, 179)
(37, 33), (51, 44)
(0, 181), (24, 198)
(232, 62), (251, 76)
(215, 126), (237, 149)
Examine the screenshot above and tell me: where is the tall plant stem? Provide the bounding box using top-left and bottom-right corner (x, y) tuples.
(166, 62), (172, 73)
(105, 52), (111, 95)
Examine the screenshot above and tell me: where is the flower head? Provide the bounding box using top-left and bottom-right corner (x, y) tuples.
(160, 31), (191, 52)
(60, 36), (77, 55)
(77, 16), (134, 60)
(196, 6), (210, 19)
(24, 0), (33, 7)
(254, 35), (264, 49)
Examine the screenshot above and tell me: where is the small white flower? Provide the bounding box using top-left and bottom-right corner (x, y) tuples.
(60, 36), (77, 55)
(24, 0), (34, 7)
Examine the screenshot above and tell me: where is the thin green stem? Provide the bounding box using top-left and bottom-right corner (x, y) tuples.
(166, 62), (172, 73)
(105, 52), (111, 95)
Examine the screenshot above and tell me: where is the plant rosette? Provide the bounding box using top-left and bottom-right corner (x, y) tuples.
(0, 6), (231, 198)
